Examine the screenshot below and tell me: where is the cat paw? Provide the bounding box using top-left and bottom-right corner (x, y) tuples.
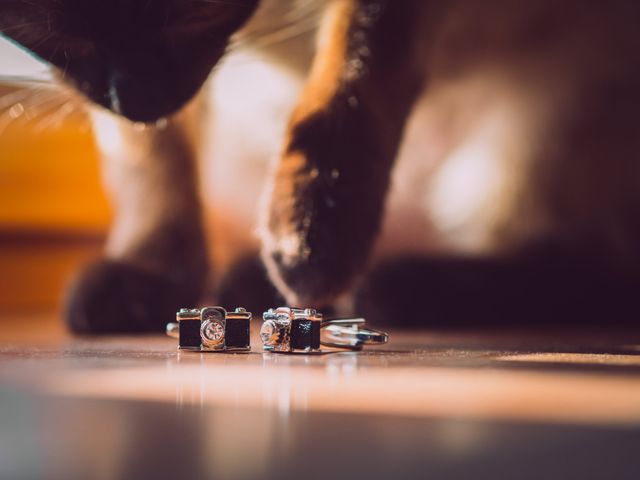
(262, 130), (387, 306)
(65, 260), (205, 334)
(262, 229), (363, 308)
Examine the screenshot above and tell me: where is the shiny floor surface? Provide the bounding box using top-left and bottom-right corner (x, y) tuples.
(2, 316), (640, 480)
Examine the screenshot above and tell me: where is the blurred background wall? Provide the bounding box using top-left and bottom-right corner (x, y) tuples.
(0, 37), (110, 313)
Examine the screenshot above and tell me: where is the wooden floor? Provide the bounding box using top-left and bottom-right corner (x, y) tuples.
(1, 313), (640, 479)
(1, 240), (640, 479)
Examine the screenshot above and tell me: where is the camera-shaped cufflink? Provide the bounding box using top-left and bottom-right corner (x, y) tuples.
(260, 307), (389, 353)
(166, 307), (251, 352)
(260, 307), (322, 353)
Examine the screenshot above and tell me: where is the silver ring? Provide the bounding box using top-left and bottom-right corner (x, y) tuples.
(320, 318), (389, 350)
(260, 307), (389, 353)
(166, 322), (179, 339)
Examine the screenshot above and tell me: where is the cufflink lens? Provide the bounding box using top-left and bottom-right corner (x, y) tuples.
(201, 308), (226, 347)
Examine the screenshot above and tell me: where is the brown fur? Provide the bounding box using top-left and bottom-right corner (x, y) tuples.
(261, 0), (426, 305)
(2, 0), (640, 330)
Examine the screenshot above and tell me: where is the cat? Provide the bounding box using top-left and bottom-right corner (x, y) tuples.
(2, 0), (640, 331)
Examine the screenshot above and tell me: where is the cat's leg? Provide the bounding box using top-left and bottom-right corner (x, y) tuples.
(262, 0), (426, 306)
(354, 250), (640, 329)
(66, 101), (208, 333)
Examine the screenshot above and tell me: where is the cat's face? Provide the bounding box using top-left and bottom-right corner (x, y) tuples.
(0, 0), (259, 122)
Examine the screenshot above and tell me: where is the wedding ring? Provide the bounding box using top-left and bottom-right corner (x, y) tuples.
(260, 307), (389, 353)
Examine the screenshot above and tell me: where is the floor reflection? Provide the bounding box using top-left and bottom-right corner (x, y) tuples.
(1, 387), (639, 480)
(2, 323), (640, 478)
(2, 333), (640, 424)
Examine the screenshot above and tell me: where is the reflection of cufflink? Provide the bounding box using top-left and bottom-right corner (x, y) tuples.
(166, 307), (251, 352)
(260, 307), (389, 353)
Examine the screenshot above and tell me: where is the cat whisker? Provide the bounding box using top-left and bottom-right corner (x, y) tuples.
(14, 86), (59, 105)
(0, 88), (33, 110)
(0, 86), (72, 130)
(0, 76), (55, 87)
(19, 0), (45, 9)
(276, 0), (322, 25)
(47, 40), (62, 64)
(192, 0), (256, 8)
(231, 1), (321, 52)
(215, 52), (267, 70)
(0, 21), (48, 32)
(0, 87), (48, 127)
(19, 101), (67, 131)
(6, 95), (57, 124)
(31, 99), (80, 133)
(232, 17), (318, 52)
(18, 0), (58, 16)
(27, 31), (55, 51)
(59, 48), (71, 79)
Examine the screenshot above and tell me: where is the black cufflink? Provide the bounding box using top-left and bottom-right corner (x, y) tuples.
(167, 307), (251, 352)
(260, 307), (389, 353)
(167, 306), (389, 354)
(260, 307), (322, 353)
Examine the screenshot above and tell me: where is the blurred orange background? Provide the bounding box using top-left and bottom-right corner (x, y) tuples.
(0, 86), (109, 232)
(0, 83), (109, 313)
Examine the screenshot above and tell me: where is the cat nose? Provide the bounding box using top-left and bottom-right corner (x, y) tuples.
(107, 72), (177, 123)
